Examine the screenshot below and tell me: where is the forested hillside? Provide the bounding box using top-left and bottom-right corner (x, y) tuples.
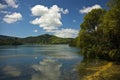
(0, 35), (22, 45)
(22, 34), (73, 44)
(0, 34), (73, 45)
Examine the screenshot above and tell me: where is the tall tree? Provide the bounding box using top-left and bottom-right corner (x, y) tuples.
(81, 9), (106, 32)
(99, 0), (120, 60)
(75, 9), (106, 58)
(70, 0), (120, 61)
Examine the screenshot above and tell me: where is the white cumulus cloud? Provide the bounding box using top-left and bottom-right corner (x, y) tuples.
(30, 5), (69, 32)
(5, 0), (18, 8)
(3, 12), (22, 24)
(31, 5), (48, 16)
(79, 4), (102, 14)
(54, 28), (79, 38)
(0, 3), (7, 9)
(30, 5), (77, 38)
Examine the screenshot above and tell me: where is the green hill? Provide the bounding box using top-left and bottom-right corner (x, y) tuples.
(0, 34), (73, 45)
(0, 35), (22, 45)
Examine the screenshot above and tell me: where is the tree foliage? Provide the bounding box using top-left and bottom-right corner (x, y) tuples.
(70, 0), (120, 61)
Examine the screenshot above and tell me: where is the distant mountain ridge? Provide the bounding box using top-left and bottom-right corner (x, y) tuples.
(0, 34), (73, 45)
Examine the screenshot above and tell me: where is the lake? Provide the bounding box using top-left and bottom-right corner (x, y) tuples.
(0, 45), (83, 80)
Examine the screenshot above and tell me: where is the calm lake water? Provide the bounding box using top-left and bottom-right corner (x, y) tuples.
(0, 45), (83, 80)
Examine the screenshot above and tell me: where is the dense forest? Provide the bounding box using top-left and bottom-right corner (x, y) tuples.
(0, 35), (22, 45)
(0, 34), (73, 45)
(69, 0), (120, 61)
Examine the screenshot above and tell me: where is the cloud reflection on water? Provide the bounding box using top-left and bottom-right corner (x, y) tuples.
(3, 65), (21, 77)
(46, 52), (80, 60)
(31, 58), (62, 80)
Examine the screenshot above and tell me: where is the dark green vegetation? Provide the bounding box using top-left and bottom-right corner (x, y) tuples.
(0, 35), (22, 45)
(0, 34), (73, 45)
(69, 0), (120, 61)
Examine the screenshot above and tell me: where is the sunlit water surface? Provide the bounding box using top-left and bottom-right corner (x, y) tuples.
(0, 45), (83, 80)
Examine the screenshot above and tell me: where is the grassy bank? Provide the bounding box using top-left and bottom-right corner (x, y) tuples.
(77, 59), (120, 80)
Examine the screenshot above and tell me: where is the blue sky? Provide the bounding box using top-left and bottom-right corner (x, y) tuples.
(0, 0), (109, 38)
